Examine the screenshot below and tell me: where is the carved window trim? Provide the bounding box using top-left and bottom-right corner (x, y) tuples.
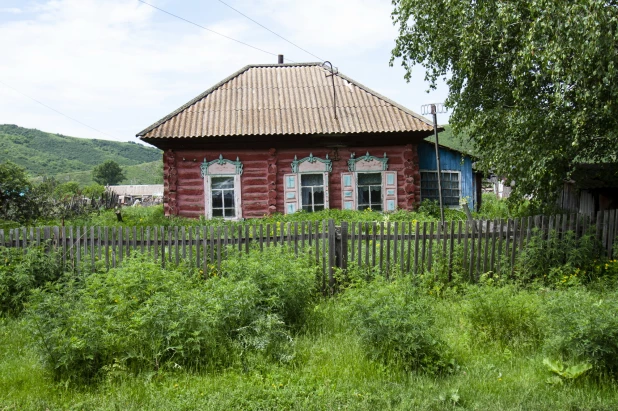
(291, 153), (332, 173)
(347, 152), (388, 172)
(200, 154), (243, 176)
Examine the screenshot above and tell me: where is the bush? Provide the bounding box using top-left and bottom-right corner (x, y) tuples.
(543, 288), (618, 376)
(517, 229), (602, 285)
(27, 247), (318, 381)
(464, 285), (544, 346)
(343, 278), (451, 373)
(0, 247), (64, 314)
(222, 245), (319, 328)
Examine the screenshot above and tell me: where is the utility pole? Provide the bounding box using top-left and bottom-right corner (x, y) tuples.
(421, 103), (447, 225)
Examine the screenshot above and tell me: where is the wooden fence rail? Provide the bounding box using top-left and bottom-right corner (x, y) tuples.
(1, 210), (617, 289)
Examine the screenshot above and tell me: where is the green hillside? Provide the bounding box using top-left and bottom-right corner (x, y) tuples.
(427, 124), (476, 155)
(0, 124), (161, 178)
(51, 161), (163, 186)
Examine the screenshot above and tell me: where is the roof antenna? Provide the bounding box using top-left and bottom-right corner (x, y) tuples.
(321, 61), (338, 120)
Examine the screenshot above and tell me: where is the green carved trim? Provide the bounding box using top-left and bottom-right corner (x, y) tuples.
(347, 152), (388, 172)
(291, 153), (332, 173)
(200, 154), (243, 176)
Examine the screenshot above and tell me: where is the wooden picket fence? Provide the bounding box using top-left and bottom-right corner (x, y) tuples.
(1, 210), (618, 289)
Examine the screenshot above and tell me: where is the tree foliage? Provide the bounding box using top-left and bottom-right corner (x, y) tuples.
(92, 160), (125, 186)
(0, 161), (34, 222)
(391, 0), (618, 203)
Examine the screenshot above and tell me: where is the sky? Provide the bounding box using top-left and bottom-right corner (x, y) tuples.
(0, 0), (450, 144)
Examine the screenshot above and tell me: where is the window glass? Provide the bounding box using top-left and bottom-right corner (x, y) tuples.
(420, 171), (460, 206)
(211, 176), (236, 218)
(357, 172), (382, 211)
(300, 174), (325, 212)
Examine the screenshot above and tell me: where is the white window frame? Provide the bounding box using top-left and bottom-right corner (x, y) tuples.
(299, 173), (328, 213)
(419, 169), (462, 207)
(201, 155), (243, 220)
(342, 152), (397, 212)
(284, 153), (331, 214)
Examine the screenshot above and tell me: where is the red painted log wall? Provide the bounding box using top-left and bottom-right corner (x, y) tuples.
(165, 144), (420, 219)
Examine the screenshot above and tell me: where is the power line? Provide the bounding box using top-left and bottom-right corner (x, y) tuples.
(0, 79), (119, 140)
(216, 0), (324, 62)
(137, 0), (297, 63)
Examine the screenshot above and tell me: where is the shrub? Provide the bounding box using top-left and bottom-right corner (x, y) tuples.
(343, 278), (451, 373)
(463, 285), (544, 346)
(517, 229), (602, 285)
(27, 247), (318, 381)
(0, 247), (64, 314)
(543, 288), (618, 376)
(28, 255), (258, 380)
(222, 245), (319, 328)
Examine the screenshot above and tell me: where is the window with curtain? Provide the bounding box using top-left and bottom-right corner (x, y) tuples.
(357, 172), (382, 211)
(300, 174), (325, 212)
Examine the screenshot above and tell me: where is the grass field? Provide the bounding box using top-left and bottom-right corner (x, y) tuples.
(2, 283), (618, 410)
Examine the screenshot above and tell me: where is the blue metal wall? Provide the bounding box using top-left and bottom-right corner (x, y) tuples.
(418, 142), (475, 209)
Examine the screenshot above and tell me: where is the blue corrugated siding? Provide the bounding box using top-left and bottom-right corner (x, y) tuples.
(418, 142), (475, 209)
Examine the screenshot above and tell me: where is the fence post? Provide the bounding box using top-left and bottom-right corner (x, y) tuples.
(328, 219), (336, 294)
(340, 222), (348, 273)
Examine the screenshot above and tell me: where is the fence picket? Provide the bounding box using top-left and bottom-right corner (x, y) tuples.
(195, 227), (201, 268)
(462, 221), (468, 271)
(475, 220), (483, 278)
(217, 226), (222, 272)
(105, 227), (109, 270)
(407, 222), (413, 273)
(294, 222), (299, 255)
(412, 221), (420, 274)
(483, 220), (490, 273)
(400, 222), (405, 274)
(386, 222), (392, 275)
(433, 222), (441, 274)
(188, 227), (193, 263)
(76, 227), (81, 273)
(371, 222), (377, 267)
(468, 220), (476, 281)
(379, 222), (385, 272)
(490, 219), (497, 274)
(321, 221), (326, 292)
(209, 226), (215, 265)
(301, 222), (306, 250)
(510, 218), (519, 277)
(607, 210), (615, 258)
(428, 222), (435, 273)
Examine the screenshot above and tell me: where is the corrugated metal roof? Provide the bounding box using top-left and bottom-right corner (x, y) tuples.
(137, 62), (434, 139)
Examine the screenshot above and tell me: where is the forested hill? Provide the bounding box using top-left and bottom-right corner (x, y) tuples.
(426, 124), (476, 156)
(0, 124), (161, 177)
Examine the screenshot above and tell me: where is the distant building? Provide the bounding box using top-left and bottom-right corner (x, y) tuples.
(107, 185), (163, 205)
(558, 163), (618, 216)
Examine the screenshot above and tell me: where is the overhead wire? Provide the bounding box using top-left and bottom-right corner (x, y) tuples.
(0, 79), (119, 140)
(215, 0), (324, 62)
(137, 0), (298, 63)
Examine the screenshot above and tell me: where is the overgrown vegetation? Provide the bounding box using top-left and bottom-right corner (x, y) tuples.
(1, 192), (534, 230)
(2, 200), (618, 408)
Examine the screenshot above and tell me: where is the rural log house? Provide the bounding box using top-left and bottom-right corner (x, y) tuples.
(137, 61), (478, 219)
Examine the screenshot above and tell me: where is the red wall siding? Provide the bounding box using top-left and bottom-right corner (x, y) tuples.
(162, 144), (420, 219)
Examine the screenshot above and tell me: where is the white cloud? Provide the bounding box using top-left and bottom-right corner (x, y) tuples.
(0, 0), (449, 142)
(0, 0), (280, 141)
(0, 7), (22, 14)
